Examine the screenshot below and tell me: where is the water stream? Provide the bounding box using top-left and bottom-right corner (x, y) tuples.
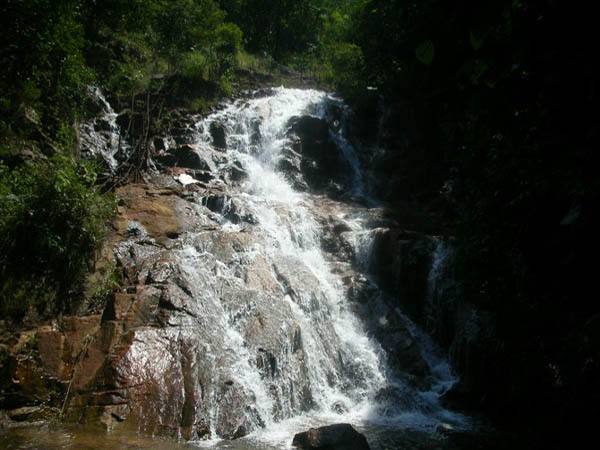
(183, 88), (468, 447)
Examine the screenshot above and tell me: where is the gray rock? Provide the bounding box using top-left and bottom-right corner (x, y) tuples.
(282, 116), (350, 196)
(210, 122), (227, 150)
(292, 423), (371, 450)
(157, 144), (213, 171)
(7, 406), (44, 422)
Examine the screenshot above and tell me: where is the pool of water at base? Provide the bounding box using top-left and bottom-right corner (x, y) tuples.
(0, 422), (516, 450)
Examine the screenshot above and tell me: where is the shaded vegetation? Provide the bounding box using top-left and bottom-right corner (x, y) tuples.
(0, 155), (114, 319)
(314, 0), (599, 444)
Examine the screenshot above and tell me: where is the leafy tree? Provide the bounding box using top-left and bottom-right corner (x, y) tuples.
(0, 0), (93, 137)
(219, 0), (322, 58)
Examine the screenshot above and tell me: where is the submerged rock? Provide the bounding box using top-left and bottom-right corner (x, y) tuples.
(292, 423), (371, 450)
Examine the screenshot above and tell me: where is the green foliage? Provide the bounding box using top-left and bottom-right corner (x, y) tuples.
(154, 0), (225, 64)
(218, 76), (235, 97)
(181, 51), (210, 81)
(0, 0), (93, 138)
(327, 43), (366, 98)
(102, 31), (158, 96)
(219, 0), (323, 58)
(214, 22), (243, 54)
(0, 156), (115, 320)
(86, 261), (120, 314)
(187, 97), (213, 114)
(83, 0), (242, 101)
(236, 51), (277, 74)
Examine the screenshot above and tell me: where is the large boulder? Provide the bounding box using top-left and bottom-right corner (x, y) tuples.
(156, 144), (214, 171)
(362, 228), (433, 320)
(282, 116), (349, 195)
(292, 424), (371, 450)
(210, 122), (227, 150)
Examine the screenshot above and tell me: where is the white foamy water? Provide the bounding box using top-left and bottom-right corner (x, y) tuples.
(169, 88), (470, 447)
(79, 86), (129, 171)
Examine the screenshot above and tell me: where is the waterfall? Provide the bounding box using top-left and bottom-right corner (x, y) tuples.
(72, 87), (473, 448)
(141, 88), (468, 446)
(188, 89), (384, 433)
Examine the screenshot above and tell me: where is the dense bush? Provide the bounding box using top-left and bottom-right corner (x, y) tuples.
(0, 0), (93, 139)
(0, 156), (115, 320)
(219, 0), (323, 58)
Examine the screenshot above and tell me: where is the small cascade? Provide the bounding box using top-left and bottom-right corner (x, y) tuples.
(79, 86), (129, 172)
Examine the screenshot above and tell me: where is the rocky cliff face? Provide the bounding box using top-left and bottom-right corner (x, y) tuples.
(1, 88), (467, 443)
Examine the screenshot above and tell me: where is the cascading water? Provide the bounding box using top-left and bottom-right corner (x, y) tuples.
(186, 89), (383, 435)
(157, 87), (470, 447)
(79, 86), (129, 172)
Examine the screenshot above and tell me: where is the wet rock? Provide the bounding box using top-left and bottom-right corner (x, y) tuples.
(226, 160), (247, 183)
(279, 144), (308, 191)
(190, 170), (215, 183)
(172, 126), (197, 146)
(156, 144), (213, 171)
(126, 221), (148, 240)
(283, 116), (349, 195)
(387, 328), (430, 380)
(7, 406), (44, 422)
(250, 118), (261, 145)
(346, 275), (378, 304)
(153, 137), (168, 152)
(292, 423), (371, 450)
(201, 194), (257, 225)
(364, 228), (433, 320)
(94, 118), (113, 133)
(317, 215), (354, 261)
(83, 92), (105, 116)
(256, 349), (278, 378)
(210, 122), (227, 150)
